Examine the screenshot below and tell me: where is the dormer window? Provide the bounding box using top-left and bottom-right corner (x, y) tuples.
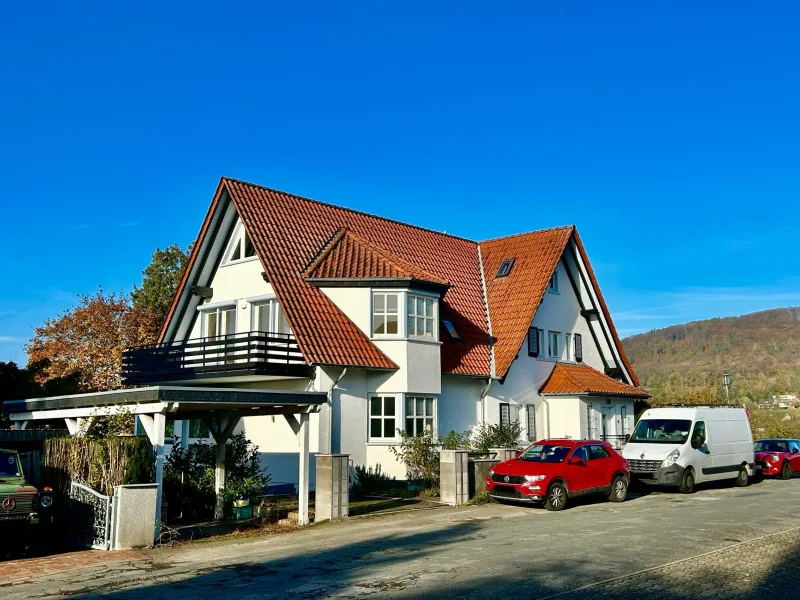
(223, 222), (257, 265)
(443, 320), (461, 342)
(548, 272), (559, 293)
(496, 259), (515, 278)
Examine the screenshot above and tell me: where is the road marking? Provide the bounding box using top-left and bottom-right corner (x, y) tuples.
(532, 524), (800, 600)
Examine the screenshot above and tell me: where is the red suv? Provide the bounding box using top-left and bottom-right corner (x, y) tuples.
(486, 439), (630, 511)
(754, 438), (800, 479)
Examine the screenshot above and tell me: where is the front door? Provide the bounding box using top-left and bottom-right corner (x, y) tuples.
(601, 407), (615, 442)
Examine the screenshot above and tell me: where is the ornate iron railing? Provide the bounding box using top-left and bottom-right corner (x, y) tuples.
(122, 331), (310, 385)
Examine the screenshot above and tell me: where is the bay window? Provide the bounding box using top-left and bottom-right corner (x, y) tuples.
(372, 293), (399, 336)
(405, 396), (435, 436)
(407, 294), (435, 338)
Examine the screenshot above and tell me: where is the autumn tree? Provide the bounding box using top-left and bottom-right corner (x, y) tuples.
(0, 360), (81, 428)
(131, 244), (191, 327)
(26, 289), (159, 392)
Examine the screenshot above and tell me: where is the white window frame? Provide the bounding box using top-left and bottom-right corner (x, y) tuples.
(368, 395), (399, 441)
(250, 297), (291, 334)
(199, 303), (237, 339)
(222, 220), (258, 266)
(371, 292), (401, 338)
(548, 271), (559, 294)
(407, 293), (437, 340)
(547, 331), (561, 359)
(404, 396), (436, 437)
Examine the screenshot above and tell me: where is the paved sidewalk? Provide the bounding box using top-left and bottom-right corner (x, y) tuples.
(4, 478), (800, 599)
(0, 549), (142, 586)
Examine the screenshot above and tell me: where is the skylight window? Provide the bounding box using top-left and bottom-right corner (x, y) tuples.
(443, 320), (461, 342)
(496, 259), (515, 278)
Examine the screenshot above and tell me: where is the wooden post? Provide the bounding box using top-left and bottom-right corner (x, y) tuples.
(207, 417), (241, 521)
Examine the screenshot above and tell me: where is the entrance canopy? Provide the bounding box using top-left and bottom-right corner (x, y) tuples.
(3, 386), (326, 537)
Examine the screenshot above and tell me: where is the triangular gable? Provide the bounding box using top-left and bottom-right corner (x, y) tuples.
(303, 228), (450, 288)
(539, 363), (649, 398)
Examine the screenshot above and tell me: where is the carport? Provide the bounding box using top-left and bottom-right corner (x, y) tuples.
(3, 386), (326, 537)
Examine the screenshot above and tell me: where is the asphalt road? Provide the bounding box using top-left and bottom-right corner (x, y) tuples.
(7, 477), (800, 599)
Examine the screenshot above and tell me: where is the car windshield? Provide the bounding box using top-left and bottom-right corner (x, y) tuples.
(754, 440), (789, 453)
(0, 454), (21, 477)
(629, 419), (692, 444)
(517, 444), (572, 463)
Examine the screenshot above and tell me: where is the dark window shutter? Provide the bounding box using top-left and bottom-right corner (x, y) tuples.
(574, 333), (583, 363)
(528, 327), (539, 357)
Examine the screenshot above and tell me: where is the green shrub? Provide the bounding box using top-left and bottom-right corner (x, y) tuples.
(441, 429), (470, 450)
(351, 464), (395, 496)
(467, 490), (492, 505)
(164, 432), (270, 521)
(418, 487), (440, 499)
(470, 422), (523, 454)
(390, 428), (441, 488)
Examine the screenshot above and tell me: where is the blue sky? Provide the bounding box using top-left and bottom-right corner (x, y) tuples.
(2, 2), (800, 364)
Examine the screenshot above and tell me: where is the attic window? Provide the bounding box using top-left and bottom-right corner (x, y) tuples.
(443, 320), (461, 342)
(496, 259), (515, 278)
(548, 272), (559, 293)
(224, 223), (257, 264)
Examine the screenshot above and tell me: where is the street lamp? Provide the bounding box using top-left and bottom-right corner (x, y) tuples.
(722, 373), (732, 404)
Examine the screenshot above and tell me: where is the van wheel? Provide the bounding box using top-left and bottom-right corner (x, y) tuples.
(734, 465), (750, 487)
(609, 476), (628, 503)
(679, 468), (696, 494)
(780, 462), (792, 480)
(545, 482), (568, 511)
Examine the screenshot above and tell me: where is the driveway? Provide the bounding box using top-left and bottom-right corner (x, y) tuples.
(5, 478), (800, 599)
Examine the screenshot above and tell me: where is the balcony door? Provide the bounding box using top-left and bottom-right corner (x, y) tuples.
(252, 300), (291, 364)
(202, 306), (236, 364)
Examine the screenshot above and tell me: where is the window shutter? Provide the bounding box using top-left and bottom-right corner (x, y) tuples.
(528, 327), (539, 357)
(574, 333), (583, 363)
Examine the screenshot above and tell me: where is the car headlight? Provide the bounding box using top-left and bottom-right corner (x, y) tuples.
(662, 449), (680, 468)
(40, 495), (53, 509)
(769, 455), (780, 463)
(524, 475), (547, 482)
(489, 469), (495, 477)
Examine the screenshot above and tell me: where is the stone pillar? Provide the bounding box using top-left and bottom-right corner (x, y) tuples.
(440, 450), (469, 506)
(113, 484), (159, 550)
(315, 454), (349, 522)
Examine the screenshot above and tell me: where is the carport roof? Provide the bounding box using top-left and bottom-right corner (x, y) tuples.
(3, 386), (326, 418)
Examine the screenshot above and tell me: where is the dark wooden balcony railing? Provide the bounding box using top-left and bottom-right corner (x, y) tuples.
(122, 331), (312, 385)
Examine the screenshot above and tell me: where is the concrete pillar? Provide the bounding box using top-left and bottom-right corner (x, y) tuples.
(440, 450), (469, 506)
(297, 413), (310, 525)
(207, 416), (241, 521)
(113, 484), (159, 549)
(139, 413), (166, 542)
(315, 454), (349, 522)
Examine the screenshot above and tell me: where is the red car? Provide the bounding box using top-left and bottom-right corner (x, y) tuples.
(486, 439), (630, 511)
(754, 438), (800, 479)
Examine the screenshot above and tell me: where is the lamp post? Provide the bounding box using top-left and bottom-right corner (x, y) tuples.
(722, 373), (732, 404)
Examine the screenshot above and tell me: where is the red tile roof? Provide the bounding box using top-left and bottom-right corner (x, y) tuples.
(480, 227), (575, 377)
(161, 177), (641, 383)
(303, 228), (450, 287)
(225, 178), (490, 375)
(539, 363), (650, 397)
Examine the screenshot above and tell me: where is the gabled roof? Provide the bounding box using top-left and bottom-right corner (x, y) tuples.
(161, 177), (640, 382)
(539, 363), (650, 398)
(303, 228), (450, 288)
(479, 227), (575, 378)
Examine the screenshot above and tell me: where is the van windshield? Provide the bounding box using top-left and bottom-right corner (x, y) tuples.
(629, 419), (692, 444)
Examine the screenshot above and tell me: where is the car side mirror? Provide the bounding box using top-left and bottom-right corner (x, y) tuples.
(691, 437), (702, 450)
(569, 456), (584, 465)
(793, 448), (799, 454)
(515, 451), (522, 458)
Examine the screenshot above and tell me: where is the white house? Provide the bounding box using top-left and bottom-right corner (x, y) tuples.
(124, 177), (648, 485)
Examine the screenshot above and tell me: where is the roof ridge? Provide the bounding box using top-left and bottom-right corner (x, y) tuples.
(480, 225), (575, 244)
(222, 176), (478, 245)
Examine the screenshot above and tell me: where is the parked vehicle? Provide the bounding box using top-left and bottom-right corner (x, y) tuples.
(753, 438), (800, 479)
(486, 439), (629, 511)
(622, 407), (754, 493)
(0, 448), (55, 534)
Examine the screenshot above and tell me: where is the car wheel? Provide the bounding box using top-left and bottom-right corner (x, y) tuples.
(734, 465), (750, 487)
(544, 482), (568, 511)
(609, 476), (628, 503)
(780, 462), (792, 480)
(679, 468), (696, 494)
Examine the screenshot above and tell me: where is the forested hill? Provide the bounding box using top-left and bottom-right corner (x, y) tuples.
(622, 307), (800, 405)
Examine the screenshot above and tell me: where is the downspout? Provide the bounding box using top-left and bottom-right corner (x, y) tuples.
(541, 396), (552, 439)
(480, 379), (493, 427)
(327, 367), (348, 454)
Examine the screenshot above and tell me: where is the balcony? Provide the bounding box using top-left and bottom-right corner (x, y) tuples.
(122, 331), (312, 385)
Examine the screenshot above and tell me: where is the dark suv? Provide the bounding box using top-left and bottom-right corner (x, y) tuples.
(0, 448), (55, 531)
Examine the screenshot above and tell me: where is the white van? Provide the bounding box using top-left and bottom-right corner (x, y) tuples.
(622, 407), (755, 493)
